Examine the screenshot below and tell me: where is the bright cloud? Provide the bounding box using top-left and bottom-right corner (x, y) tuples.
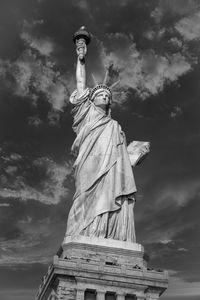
(101, 36), (192, 102)
(0, 50), (69, 111)
(175, 11), (200, 41)
(21, 32), (54, 57)
(20, 19), (53, 56)
(0, 19), (70, 111)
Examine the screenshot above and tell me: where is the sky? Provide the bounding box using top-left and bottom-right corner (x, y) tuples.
(0, 0), (200, 299)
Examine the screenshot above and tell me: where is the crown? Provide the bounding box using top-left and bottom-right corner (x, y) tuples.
(90, 70), (120, 101)
(90, 84), (112, 100)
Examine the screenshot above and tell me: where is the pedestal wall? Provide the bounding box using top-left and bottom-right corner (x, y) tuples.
(35, 236), (168, 300)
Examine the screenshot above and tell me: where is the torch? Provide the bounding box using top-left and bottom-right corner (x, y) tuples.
(73, 26), (91, 61)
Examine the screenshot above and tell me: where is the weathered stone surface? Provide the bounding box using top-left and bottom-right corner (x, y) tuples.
(35, 237), (168, 300)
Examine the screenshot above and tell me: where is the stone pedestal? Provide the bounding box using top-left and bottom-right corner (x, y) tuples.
(35, 236), (168, 300)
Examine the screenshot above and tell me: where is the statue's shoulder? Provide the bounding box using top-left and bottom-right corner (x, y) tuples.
(70, 88), (90, 105)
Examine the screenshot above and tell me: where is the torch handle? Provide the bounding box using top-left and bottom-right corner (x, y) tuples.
(76, 38), (87, 61)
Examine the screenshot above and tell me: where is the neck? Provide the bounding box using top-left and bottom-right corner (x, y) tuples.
(95, 103), (107, 113)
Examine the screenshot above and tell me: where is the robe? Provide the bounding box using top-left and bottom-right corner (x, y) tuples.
(65, 88), (137, 242)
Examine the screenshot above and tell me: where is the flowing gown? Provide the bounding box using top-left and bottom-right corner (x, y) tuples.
(65, 88), (137, 242)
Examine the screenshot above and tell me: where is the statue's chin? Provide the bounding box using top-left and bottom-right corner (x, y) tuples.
(94, 103), (108, 112)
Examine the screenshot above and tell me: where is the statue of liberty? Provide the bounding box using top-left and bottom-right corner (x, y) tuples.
(65, 27), (149, 243)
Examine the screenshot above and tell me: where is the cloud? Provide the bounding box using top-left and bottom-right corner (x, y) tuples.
(0, 289), (36, 300)
(47, 111), (60, 126)
(100, 35), (192, 102)
(139, 52), (191, 99)
(5, 166), (18, 175)
(0, 157), (72, 205)
(155, 180), (200, 207)
(169, 37), (183, 48)
(0, 188), (56, 205)
(0, 20), (70, 111)
(0, 50), (69, 111)
(33, 157), (72, 202)
(0, 203), (10, 207)
(20, 19), (54, 57)
(164, 274), (200, 297)
(73, 0), (89, 11)
(28, 112), (61, 128)
(160, 0), (200, 16)
(151, 7), (163, 24)
(14, 50), (69, 110)
(10, 153), (23, 161)
(160, 239), (173, 245)
(135, 178), (200, 283)
(0, 217), (64, 266)
(151, 0), (200, 23)
(170, 106), (182, 118)
(175, 11), (200, 41)
(28, 116), (43, 127)
(143, 28), (166, 41)
(21, 32), (54, 57)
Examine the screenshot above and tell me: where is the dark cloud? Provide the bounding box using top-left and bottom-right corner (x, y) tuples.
(0, 151), (72, 204)
(0, 198), (70, 268)
(0, 263), (47, 289)
(136, 191), (200, 281)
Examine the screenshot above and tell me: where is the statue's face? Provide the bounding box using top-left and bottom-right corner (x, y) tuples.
(93, 90), (111, 110)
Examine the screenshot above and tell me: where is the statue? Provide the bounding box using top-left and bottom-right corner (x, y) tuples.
(65, 27), (150, 242)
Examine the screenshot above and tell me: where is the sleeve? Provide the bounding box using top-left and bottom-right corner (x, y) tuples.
(70, 88), (90, 105)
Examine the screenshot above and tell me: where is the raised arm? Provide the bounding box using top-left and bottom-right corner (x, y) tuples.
(76, 39), (87, 96)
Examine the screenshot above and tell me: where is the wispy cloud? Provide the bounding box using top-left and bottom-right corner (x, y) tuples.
(0, 203), (10, 207)
(136, 177), (200, 283)
(152, 0), (200, 23)
(74, 0), (89, 11)
(165, 274), (200, 297)
(0, 217), (63, 266)
(0, 188), (56, 205)
(0, 157), (72, 205)
(0, 289), (36, 300)
(155, 180), (200, 207)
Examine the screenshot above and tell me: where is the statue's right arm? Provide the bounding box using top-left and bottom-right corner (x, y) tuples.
(70, 56), (88, 105)
(76, 46), (86, 97)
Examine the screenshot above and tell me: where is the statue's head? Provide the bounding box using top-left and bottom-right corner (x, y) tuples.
(90, 84), (112, 102)
(90, 84), (112, 114)
(90, 69), (119, 114)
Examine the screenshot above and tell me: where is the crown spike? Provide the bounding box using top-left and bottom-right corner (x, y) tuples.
(110, 79), (120, 89)
(92, 73), (98, 86)
(103, 69), (109, 85)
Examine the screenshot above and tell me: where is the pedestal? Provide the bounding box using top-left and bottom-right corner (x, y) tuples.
(35, 236), (168, 300)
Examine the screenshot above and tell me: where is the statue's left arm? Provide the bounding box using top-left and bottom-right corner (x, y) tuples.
(127, 141), (150, 167)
